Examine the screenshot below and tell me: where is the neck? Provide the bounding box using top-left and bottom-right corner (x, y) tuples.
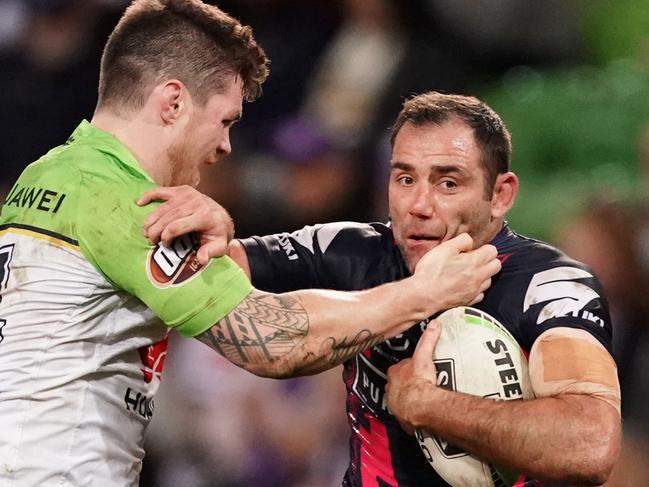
(91, 107), (171, 185)
(481, 217), (506, 246)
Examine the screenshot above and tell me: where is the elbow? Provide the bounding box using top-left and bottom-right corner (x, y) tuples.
(244, 360), (300, 379)
(572, 414), (621, 486)
(581, 443), (620, 486)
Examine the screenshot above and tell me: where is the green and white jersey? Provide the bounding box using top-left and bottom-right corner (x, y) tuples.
(0, 121), (252, 487)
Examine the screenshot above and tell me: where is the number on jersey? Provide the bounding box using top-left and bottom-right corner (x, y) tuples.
(0, 244), (15, 344)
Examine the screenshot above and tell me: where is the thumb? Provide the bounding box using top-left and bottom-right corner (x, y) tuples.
(441, 233), (473, 253)
(197, 240), (227, 265)
(197, 246), (211, 266)
(413, 319), (442, 370)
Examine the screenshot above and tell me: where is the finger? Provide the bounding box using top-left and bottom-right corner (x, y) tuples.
(147, 201), (206, 243)
(471, 257), (501, 283)
(441, 232), (473, 253)
(473, 243), (498, 262)
(413, 320), (442, 370)
(197, 240), (229, 264)
(142, 201), (173, 232)
(159, 217), (199, 246)
(468, 292), (484, 305)
(137, 187), (178, 206)
(479, 277), (492, 294)
(486, 258), (502, 276)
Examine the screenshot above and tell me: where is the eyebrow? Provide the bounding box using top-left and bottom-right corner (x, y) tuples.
(390, 161), (415, 172)
(390, 161), (469, 177)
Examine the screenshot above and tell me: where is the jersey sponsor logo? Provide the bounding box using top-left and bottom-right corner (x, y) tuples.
(278, 233), (299, 261)
(4, 185), (67, 214)
(523, 267), (603, 326)
(124, 387), (154, 420)
(353, 354), (389, 415)
(485, 339), (523, 399)
(138, 337), (168, 384)
(147, 234), (205, 288)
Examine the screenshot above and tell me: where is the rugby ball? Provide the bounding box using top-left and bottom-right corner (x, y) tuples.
(415, 307), (534, 487)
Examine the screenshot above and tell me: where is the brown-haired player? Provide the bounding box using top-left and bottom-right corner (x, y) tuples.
(0, 3), (500, 485)
(148, 91), (621, 486)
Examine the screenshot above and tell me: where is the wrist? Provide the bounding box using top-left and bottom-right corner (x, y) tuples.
(409, 379), (445, 430)
(398, 275), (442, 323)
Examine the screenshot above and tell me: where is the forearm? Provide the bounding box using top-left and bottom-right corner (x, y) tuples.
(197, 280), (434, 378)
(409, 389), (620, 485)
(279, 280), (434, 376)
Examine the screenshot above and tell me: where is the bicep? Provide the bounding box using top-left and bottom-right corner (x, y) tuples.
(528, 327), (620, 414)
(79, 188), (252, 337)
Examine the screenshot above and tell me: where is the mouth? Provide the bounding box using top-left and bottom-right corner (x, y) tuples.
(406, 234), (441, 246)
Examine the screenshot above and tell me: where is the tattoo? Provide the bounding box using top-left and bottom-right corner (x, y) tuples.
(321, 330), (385, 368)
(197, 291), (309, 366)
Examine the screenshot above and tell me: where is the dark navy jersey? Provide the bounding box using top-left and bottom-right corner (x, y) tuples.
(241, 222), (613, 487)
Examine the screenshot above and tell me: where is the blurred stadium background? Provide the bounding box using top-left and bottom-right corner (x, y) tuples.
(1, 0), (648, 485)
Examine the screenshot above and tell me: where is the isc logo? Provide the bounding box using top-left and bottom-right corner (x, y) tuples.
(427, 358), (469, 459)
(146, 234), (205, 288)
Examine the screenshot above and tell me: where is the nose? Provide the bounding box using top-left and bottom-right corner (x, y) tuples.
(409, 184), (434, 218)
(216, 130), (232, 158)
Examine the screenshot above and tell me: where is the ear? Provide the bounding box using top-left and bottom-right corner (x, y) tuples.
(156, 80), (189, 125)
(490, 172), (518, 219)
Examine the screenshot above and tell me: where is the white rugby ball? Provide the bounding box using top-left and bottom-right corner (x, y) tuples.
(415, 306), (534, 487)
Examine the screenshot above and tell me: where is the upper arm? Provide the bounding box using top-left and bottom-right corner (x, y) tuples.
(77, 177), (252, 338)
(239, 222), (385, 292)
(528, 327), (620, 415)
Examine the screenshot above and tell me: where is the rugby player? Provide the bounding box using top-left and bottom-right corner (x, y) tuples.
(147, 93), (621, 485)
(0, 3), (501, 486)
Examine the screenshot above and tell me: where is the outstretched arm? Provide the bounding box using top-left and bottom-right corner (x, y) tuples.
(197, 234), (500, 378)
(386, 324), (621, 485)
(138, 185), (502, 377)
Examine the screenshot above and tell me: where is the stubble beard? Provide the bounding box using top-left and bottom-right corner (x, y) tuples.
(167, 139), (197, 187)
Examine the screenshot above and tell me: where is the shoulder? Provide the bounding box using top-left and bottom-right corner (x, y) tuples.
(302, 221), (395, 255)
(486, 227), (612, 352)
(241, 221), (406, 291)
(498, 227), (594, 277)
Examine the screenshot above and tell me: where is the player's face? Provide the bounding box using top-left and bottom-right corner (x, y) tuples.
(168, 76), (243, 187)
(389, 121), (496, 272)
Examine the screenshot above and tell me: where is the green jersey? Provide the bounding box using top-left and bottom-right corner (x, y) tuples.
(0, 121), (252, 486)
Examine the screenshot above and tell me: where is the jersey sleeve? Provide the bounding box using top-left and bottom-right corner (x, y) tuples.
(517, 264), (613, 352)
(76, 172), (252, 338)
(240, 221), (399, 292)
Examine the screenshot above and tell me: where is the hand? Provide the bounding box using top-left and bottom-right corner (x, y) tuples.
(412, 233), (500, 311)
(138, 186), (234, 265)
(386, 320), (442, 434)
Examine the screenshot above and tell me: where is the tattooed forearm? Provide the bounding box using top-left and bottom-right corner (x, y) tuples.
(197, 290), (389, 377)
(197, 291), (309, 369)
(320, 330), (385, 369)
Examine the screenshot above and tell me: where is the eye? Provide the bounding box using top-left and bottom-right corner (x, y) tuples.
(439, 179), (458, 191)
(222, 115), (241, 128)
(396, 175), (415, 186)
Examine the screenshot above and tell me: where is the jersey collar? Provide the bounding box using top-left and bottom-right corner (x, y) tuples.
(67, 120), (155, 183)
(490, 222), (514, 249)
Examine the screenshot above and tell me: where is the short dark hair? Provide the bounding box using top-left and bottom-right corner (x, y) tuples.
(97, 0), (269, 111)
(391, 92), (511, 197)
